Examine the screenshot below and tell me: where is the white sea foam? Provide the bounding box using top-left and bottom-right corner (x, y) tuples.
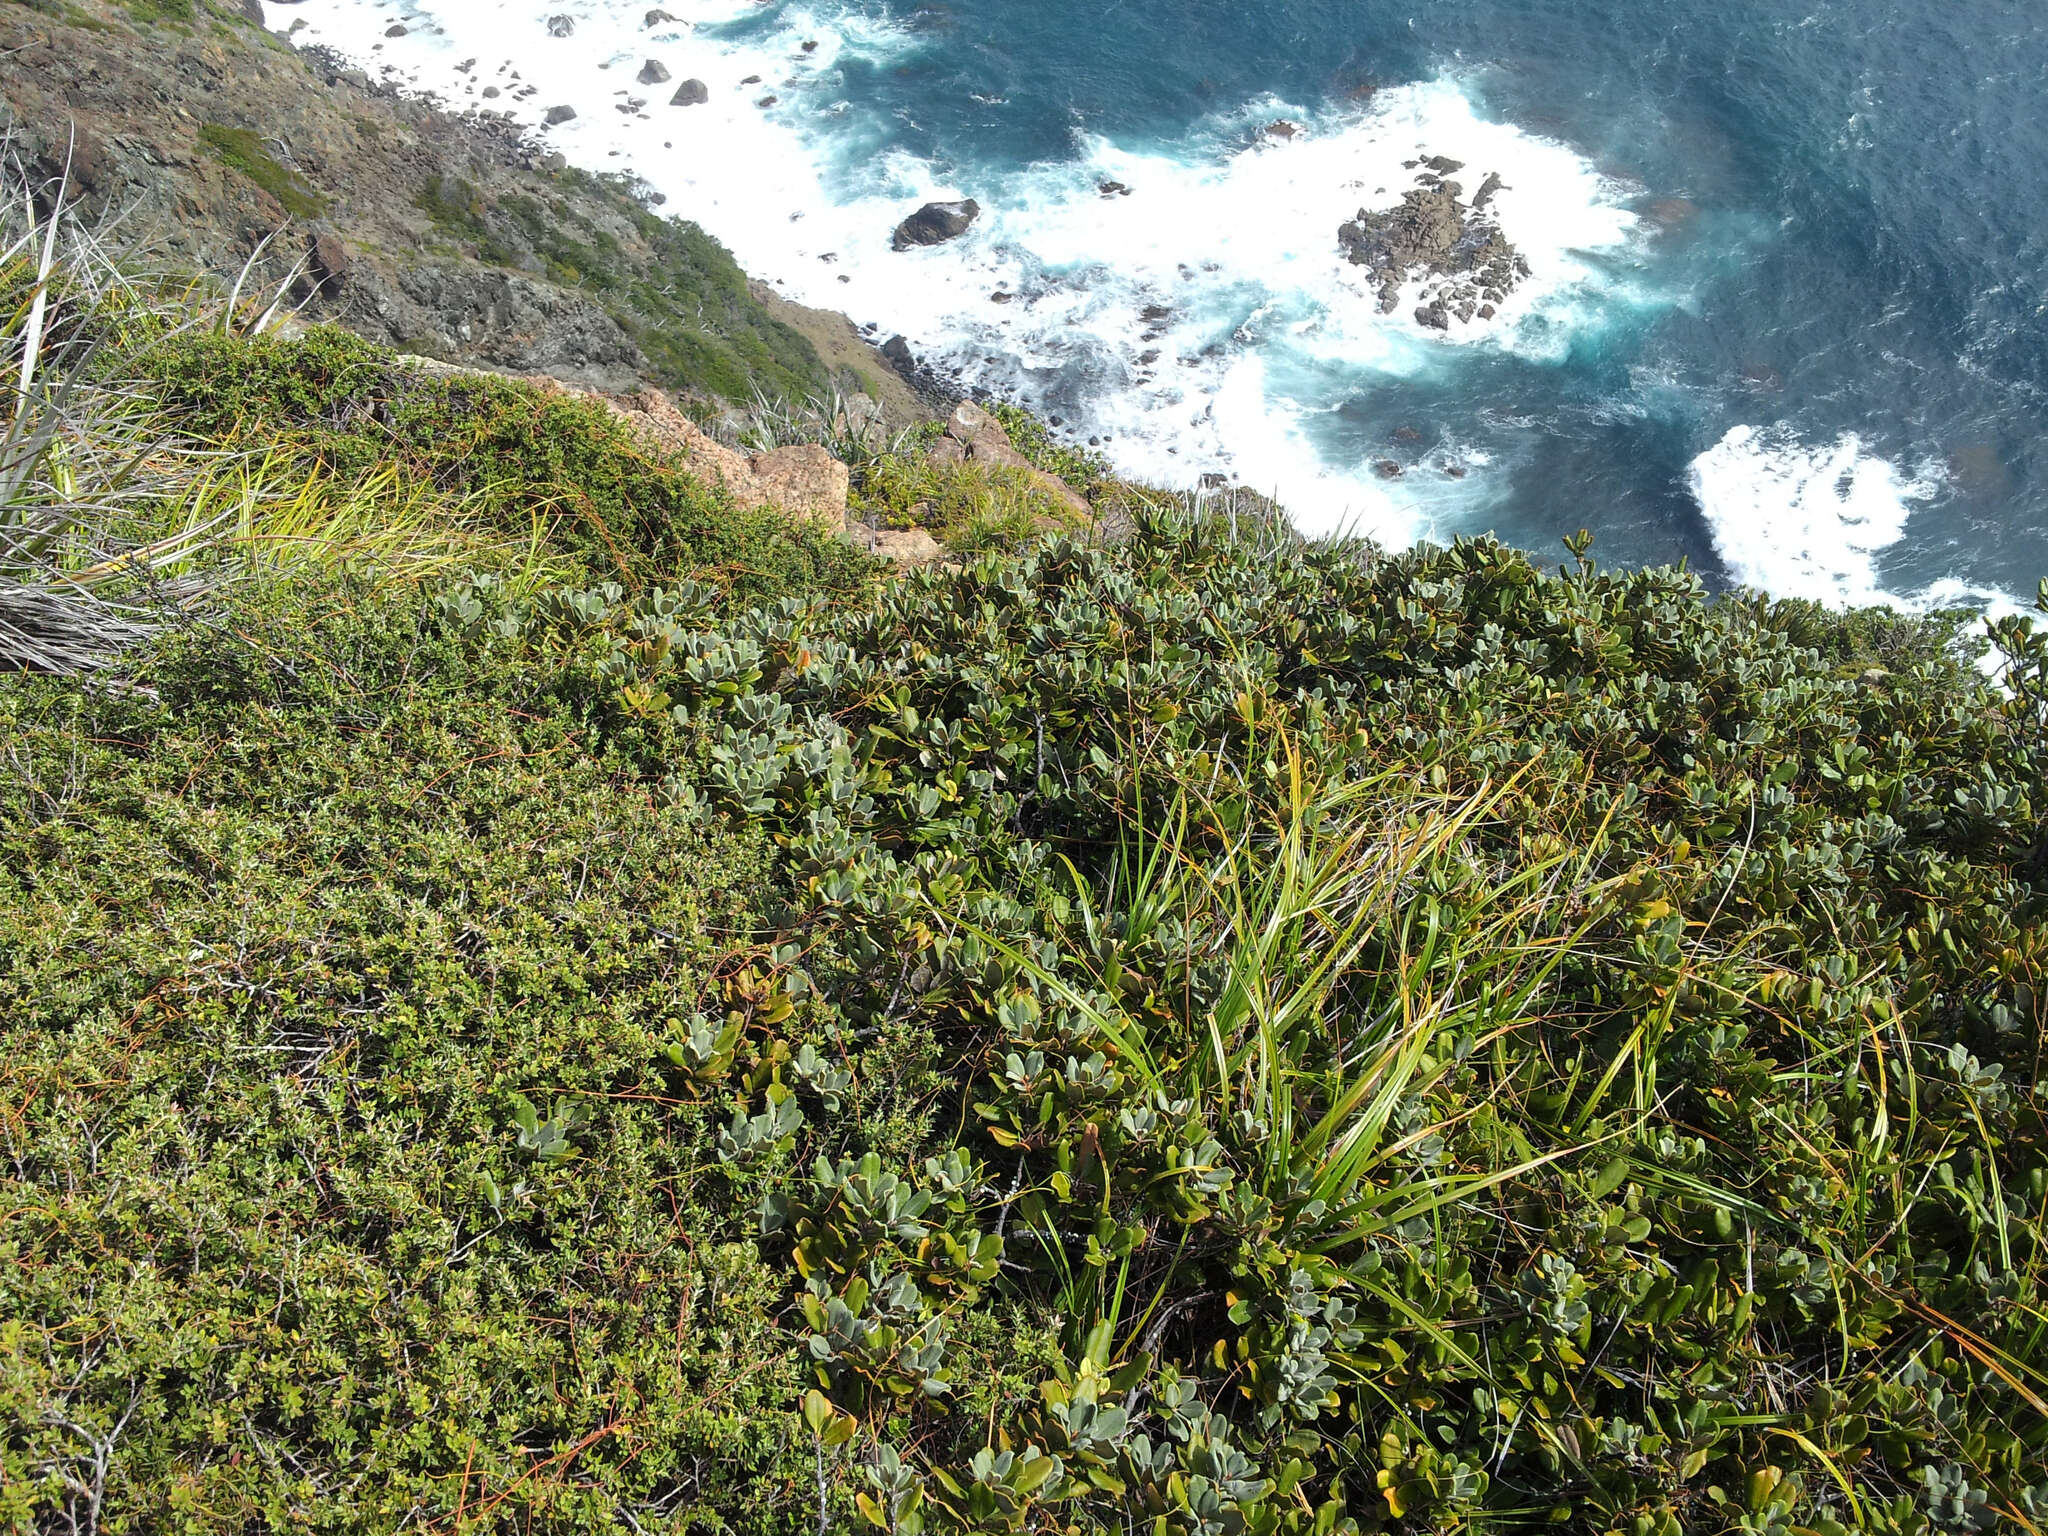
(1687, 426), (2023, 655)
(1687, 425), (1937, 606)
(276, 0), (1650, 542)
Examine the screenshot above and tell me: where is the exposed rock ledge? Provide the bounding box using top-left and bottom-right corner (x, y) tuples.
(402, 361), (1095, 566)
(1337, 158), (1529, 329)
(400, 357), (850, 528)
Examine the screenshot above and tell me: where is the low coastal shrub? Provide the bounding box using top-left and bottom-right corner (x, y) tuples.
(196, 123), (326, 217)
(6, 506), (2043, 1533)
(411, 166), (828, 405)
(130, 326), (875, 599)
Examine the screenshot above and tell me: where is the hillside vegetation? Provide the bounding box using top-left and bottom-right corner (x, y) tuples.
(2, 176), (2046, 1536)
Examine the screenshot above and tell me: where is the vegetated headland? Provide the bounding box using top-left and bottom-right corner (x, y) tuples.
(1, 2), (2044, 1533)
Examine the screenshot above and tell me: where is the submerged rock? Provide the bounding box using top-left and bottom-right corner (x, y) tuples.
(891, 198), (980, 250)
(545, 13), (574, 36)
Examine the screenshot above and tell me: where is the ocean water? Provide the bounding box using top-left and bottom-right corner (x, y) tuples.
(278, 0), (2048, 615)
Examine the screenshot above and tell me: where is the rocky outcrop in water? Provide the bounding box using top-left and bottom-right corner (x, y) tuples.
(892, 199), (980, 250)
(1337, 163), (1529, 328)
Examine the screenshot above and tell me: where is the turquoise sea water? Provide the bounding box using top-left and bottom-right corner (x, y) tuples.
(290, 0), (2048, 610)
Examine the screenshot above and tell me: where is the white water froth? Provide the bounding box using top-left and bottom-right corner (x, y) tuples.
(279, 0), (1651, 543)
(1687, 427), (2022, 648)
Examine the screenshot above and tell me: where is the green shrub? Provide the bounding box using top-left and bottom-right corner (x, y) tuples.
(0, 581), (905, 1531)
(510, 512), (2046, 1534)
(6, 500), (2045, 1535)
(197, 123), (325, 217)
(128, 326), (876, 599)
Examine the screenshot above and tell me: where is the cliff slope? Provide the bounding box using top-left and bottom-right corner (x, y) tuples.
(0, 0), (920, 418)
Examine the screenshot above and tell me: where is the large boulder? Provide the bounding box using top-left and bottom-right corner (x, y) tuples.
(544, 104), (577, 125)
(850, 525), (944, 564)
(306, 229), (351, 297)
(891, 198), (980, 251)
(670, 79), (709, 106)
(636, 59), (670, 85)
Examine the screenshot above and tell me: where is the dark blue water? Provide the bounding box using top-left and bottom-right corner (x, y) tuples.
(762, 0), (2048, 604)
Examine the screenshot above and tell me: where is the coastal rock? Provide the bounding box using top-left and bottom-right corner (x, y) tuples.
(637, 59), (670, 85)
(644, 8), (675, 24)
(307, 230), (351, 297)
(851, 525), (945, 564)
(1098, 179), (1132, 198)
(544, 104), (576, 125)
(545, 13), (574, 35)
(602, 389), (849, 525)
(931, 400), (1091, 519)
(240, 0), (264, 22)
(1263, 119), (1301, 139)
(750, 443), (849, 519)
(880, 334), (917, 373)
(1337, 162), (1530, 325)
(670, 79), (709, 106)
(891, 198), (980, 250)
(0, 0), (918, 411)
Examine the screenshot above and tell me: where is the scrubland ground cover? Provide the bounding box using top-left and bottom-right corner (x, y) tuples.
(2, 183), (2046, 1536)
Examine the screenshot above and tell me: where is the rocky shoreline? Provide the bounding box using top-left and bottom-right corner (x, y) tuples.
(1337, 157), (1530, 329)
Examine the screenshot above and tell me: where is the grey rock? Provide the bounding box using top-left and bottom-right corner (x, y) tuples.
(891, 198), (980, 250)
(670, 79), (709, 106)
(307, 229), (350, 296)
(636, 59), (670, 85)
(544, 104), (576, 125)
(880, 334), (916, 372)
(384, 23), (407, 36)
(1338, 162), (1529, 326)
(643, 8), (676, 24)
(545, 13), (574, 36)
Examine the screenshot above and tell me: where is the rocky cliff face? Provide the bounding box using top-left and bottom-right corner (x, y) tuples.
(0, 0), (921, 420)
